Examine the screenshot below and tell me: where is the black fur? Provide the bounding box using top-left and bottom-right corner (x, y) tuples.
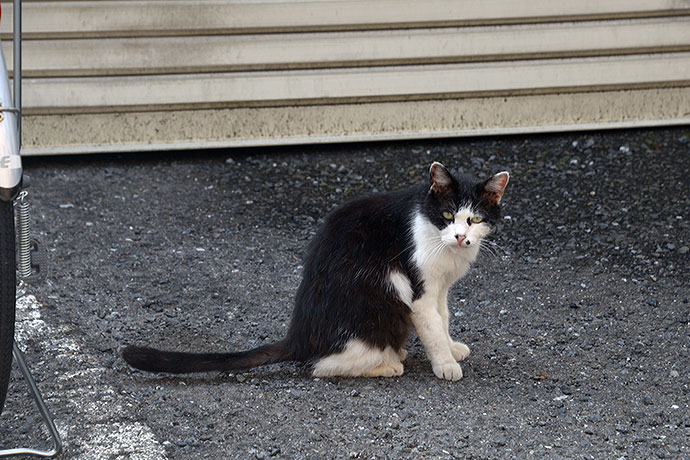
(121, 164), (505, 374)
(121, 342), (287, 373)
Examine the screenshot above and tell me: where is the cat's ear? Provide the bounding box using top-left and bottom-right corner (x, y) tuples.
(429, 162), (453, 195)
(481, 171), (510, 205)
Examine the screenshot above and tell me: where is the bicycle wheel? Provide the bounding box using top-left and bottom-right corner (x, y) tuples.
(0, 199), (15, 415)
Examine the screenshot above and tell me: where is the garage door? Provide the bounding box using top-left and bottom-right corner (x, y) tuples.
(2, 0), (690, 155)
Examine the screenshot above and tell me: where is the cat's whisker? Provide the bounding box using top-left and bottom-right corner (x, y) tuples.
(478, 242), (498, 258)
(392, 233), (447, 268)
(426, 239), (449, 266)
(417, 240), (439, 268)
(483, 240), (510, 256)
(388, 239), (418, 263)
(478, 240), (510, 259)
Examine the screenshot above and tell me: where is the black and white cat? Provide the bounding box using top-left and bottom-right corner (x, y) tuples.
(122, 162), (509, 381)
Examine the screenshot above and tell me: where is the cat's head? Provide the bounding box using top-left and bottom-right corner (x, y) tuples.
(422, 161), (509, 252)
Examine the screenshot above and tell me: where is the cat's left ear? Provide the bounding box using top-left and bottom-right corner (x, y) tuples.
(481, 171), (510, 205)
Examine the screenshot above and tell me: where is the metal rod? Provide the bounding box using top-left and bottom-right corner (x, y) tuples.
(12, 0), (21, 145)
(0, 344), (62, 458)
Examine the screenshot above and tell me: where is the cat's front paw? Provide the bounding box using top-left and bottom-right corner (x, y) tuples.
(450, 342), (470, 361)
(432, 361), (463, 381)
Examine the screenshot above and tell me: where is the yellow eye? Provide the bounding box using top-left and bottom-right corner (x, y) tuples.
(470, 216), (484, 224)
(442, 211), (454, 221)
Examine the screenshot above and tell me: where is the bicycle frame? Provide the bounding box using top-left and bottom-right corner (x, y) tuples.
(0, 0), (21, 203)
(0, 0), (62, 457)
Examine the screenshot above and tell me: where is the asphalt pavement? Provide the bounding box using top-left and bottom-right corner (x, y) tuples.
(1, 126), (689, 459)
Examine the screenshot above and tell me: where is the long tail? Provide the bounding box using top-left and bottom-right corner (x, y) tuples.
(121, 340), (290, 374)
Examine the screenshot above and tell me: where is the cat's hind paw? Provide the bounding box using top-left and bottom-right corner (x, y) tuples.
(363, 362), (404, 378)
(432, 361), (463, 381)
(450, 342), (470, 362)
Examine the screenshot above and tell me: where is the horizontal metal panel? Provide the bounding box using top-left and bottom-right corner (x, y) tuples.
(2, 0), (690, 37)
(6, 0), (690, 154)
(4, 18), (690, 76)
(18, 53), (690, 113)
(20, 87), (690, 155)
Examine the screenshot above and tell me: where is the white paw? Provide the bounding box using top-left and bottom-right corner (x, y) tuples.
(450, 342), (470, 361)
(363, 362), (404, 378)
(397, 348), (408, 361)
(390, 361), (404, 376)
(432, 361), (463, 381)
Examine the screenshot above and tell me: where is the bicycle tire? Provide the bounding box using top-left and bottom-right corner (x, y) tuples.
(0, 199), (15, 415)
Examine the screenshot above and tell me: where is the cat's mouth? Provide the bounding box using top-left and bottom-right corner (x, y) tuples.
(449, 241), (470, 251)
(454, 235), (471, 249)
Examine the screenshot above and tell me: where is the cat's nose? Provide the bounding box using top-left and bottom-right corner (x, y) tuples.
(455, 234), (466, 244)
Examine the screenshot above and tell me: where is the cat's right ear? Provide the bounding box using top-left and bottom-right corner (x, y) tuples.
(429, 162), (453, 195)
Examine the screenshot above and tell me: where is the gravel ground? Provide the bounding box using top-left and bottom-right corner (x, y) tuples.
(1, 126), (689, 459)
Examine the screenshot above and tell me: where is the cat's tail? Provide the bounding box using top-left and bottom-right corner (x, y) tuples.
(121, 340), (290, 374)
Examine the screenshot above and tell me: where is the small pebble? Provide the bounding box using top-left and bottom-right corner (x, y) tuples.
(587, 412), (602, 422)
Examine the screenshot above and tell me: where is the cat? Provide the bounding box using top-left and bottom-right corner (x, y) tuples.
(122, 162), (509, 381)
